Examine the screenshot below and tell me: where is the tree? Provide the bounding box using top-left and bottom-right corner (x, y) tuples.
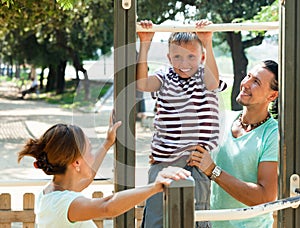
(195, 0), (278, 110)
(66, 0), (114, 99)
(1, 0), (278, 105)
(137, 0), (278, 110)
(0, 0), (114, 98)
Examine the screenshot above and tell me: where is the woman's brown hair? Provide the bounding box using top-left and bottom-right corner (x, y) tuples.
(18, 124), (86, 175)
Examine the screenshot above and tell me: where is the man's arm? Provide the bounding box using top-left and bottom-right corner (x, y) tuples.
(212, 161), (278, 206)
(187, 146), (278, 206)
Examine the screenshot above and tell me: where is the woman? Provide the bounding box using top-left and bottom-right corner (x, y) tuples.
(18, 117), (190, 227)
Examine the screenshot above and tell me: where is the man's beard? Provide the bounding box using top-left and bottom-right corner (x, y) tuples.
(236, 95), (246, 106)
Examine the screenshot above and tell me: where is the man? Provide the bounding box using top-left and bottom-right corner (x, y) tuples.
(188, 60), (279, 227)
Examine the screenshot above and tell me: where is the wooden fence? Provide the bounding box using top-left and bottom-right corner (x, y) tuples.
(0, 191), (144, 228)
(1, 178), (285, 228)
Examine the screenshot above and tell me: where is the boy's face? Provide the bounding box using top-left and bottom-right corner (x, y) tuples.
(167, 40), (204, 79)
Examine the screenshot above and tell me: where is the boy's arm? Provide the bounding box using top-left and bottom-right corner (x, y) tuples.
(196, 20), (219, 91)
(137, 21), (161, 92)
(203, 40), (219, 90)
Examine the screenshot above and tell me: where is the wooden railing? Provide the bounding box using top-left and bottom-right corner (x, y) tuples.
(1, 178), (287, 228)
(162, 178), (300, 228)
(0, 191), (144, 228)
(0, 193), (35, 228)
(0, 178), (146, 228)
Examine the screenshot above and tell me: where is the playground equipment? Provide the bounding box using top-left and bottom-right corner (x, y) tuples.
(114, 0), (300, 227)
(162, 176), (300, 227)
(136, 21), (279, 32)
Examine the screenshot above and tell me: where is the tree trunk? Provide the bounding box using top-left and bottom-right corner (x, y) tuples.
(56, 60), (67, 94)
(46, 64), (56, 92)
(226, 32), (248, 111)
(30, 65), (36, 79)
(39, 67), (45, 90)
(15, 64), (20, 78)
(83, 69), (90, 100)
(72, 52), (90, 100)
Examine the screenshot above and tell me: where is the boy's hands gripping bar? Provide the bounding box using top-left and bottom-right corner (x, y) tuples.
(136, 22), (279, 33)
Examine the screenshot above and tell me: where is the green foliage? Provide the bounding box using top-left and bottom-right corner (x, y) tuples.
(1, 0), (278, 108)
(0, 0), (114, 71)
(137, 0), (277, 23)
(1, 0), (74, 10)
(137, 0), (278, 55)
(253, 0), (279, 22)
(1, 0), (14, 7)
(56, 0), (75, 10)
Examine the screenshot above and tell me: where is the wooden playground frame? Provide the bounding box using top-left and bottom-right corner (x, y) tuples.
(1, 0), (300, 227)
(114, 0), (300, 227)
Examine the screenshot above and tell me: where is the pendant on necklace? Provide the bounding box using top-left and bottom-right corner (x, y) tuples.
(238, 112), (271, 132)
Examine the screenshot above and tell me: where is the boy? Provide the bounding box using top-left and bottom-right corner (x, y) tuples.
(137, 20), (226, 227)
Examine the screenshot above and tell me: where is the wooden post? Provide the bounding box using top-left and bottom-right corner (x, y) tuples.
(92, 191), (104, 228)
(0, 193), (11, 228)
(23, 193), (35, 228)
(163, 177), (195, 228)
(113, 0), (136, 227)
(135, 202), (145, 228)
(278, 0), (300, 227)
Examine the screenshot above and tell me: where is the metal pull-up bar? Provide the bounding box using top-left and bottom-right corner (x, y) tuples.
(136, 21), (279, 32)
(194, 195), (300, 221)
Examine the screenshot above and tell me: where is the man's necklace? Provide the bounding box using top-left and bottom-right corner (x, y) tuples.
(238, 112), (271, 132)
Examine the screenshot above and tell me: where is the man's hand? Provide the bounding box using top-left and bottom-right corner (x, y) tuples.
(187, 145), (215, 177)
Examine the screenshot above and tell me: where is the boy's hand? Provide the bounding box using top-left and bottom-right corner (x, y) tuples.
(195, 19), (213, 47)
(137, 20), (155, 42)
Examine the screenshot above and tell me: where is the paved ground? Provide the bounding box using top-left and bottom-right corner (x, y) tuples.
(0, 80), (154, 196)
(0, 77), (235, 227)
(0, 74), (233, 183)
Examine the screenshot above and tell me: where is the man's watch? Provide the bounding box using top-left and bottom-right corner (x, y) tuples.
(210, 165), (222, 181)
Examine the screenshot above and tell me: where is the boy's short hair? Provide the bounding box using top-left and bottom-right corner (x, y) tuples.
(168, 32), (204, 52)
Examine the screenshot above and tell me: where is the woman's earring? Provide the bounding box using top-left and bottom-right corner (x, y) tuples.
(76, 166), (80, 172)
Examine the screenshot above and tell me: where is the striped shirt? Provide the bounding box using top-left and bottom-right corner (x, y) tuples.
(151, 67), (227, 162)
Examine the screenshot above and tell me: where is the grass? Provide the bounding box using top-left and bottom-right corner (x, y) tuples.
(0, 76), (112, 111)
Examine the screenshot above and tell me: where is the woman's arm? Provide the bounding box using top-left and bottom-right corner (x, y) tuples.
(69, 183), (160, 221)
(68, 166), (191, 221)
(90, 115), (121, 176)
